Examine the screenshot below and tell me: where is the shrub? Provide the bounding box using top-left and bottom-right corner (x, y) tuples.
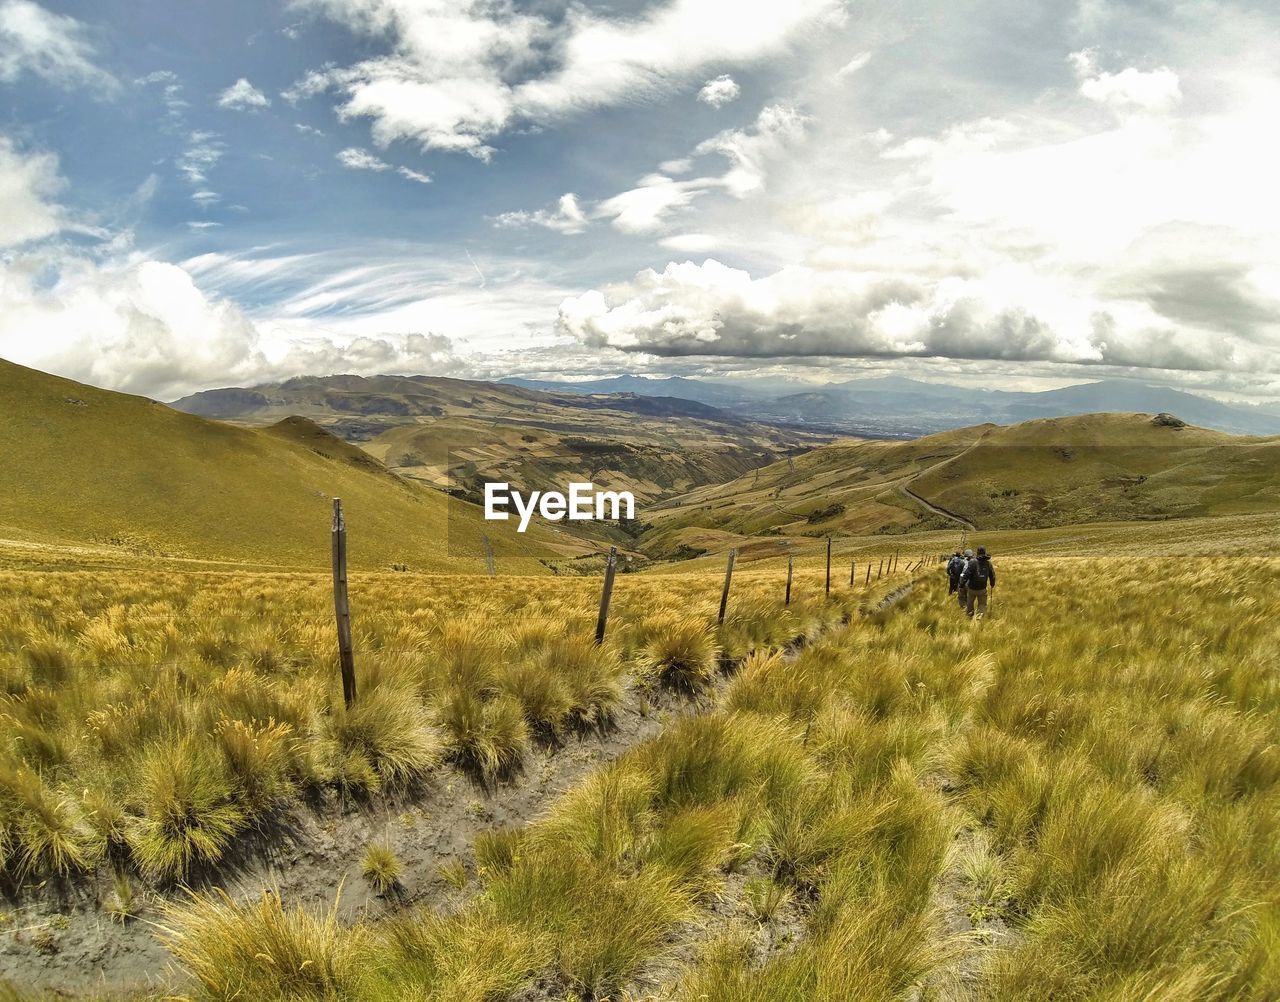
(362, 841), (403, 895)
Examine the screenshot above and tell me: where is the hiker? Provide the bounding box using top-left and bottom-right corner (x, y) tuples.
(946, 550), (964, 595)
(959, 545), (996, 619)
(956, 548), (974, 609)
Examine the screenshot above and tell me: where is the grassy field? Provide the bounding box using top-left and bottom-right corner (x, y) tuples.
(0, 523), (1275, 999)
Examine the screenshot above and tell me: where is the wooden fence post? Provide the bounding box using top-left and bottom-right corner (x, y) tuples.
(718, 548), (737, 624)
(865, 563), (871, 585)
(331, 498), (357, 708)
(482, 534), (495, 577)
(785, 555), (794, 606)
(877, 557), (884, 579)
(825, 537), (832, 598)
(849, 559), (856, 586)
(595, 546), (618, 645)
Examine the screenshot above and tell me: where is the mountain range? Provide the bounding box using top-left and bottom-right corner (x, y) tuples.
(502, 375), (1280, 437)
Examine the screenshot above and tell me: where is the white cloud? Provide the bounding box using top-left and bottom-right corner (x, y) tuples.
(294, 122), (325, 136)
(660, 232), (720, 253)
(0, 136), (64, 247)
(697, 74), (740, 107)
(1069, 49), (1181, 112)
(593, 103), (809, 233)
(493, 192), (587, 234)
(337, 146), (391, 171)
(397, 165), (432, 184)
(178, 130), (224, 187)
(555, 257), (1268, 373)
(0, 0), (115, 90)
(288, 0), (841, 157)
(834, 51), (871, 80)
(336, 147), (431, 183)
(217, 77), (271, 110)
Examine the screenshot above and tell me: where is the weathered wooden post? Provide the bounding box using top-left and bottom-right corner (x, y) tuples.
(718, 548), (737, 624)
(785, 555), (794, 606)
(849, 559), (856, 586)
(595, 546), (618, 645)
(825, 537), (832, 597)
(331, 498), (357, 708)
(482, 534), (495, 577)
(877, 557), (884, 579)
(865, 563), (871, 585)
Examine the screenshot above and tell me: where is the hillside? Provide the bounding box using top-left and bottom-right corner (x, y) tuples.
(0, 360), (572, 572)
(642, 412), (1280, 556)
(170, 374), (820, 505)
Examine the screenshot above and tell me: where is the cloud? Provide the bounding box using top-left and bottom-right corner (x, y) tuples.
(336, 147), (431, 183)
(177, 130), (224, 187)
(287, 0), (841, 157)
(697, 74), (740, 107)
(217, 77), (271, 110)
(554, 258), (1270, 374)
(0, 0), (115, 90)
(0, 135), (64, 247)
(593, 103), (809, 233)
(660, 233), (720, 252)
(337, 146), (392, 171)
(397, 165), (431, 184)
(1069, 49), (1181, 112)
(492, 192), (587, 234)
(833, 51), (871, 80)
(294, 122), (325, 136)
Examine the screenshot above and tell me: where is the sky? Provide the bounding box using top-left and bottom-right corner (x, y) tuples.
(1, 0), (1278, 401)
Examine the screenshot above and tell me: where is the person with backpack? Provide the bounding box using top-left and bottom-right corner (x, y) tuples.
(956, 548), (974, 609)
(959, 545), (996, 619)
(946, 550), (965, 595)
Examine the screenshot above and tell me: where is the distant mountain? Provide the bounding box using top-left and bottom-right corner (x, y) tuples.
(499, 375), (769, 409)
(534, 374), (1280, 438)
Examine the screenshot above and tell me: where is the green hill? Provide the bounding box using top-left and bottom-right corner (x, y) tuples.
(0, 360), (574, 572)
(642, 413), (1280, 556)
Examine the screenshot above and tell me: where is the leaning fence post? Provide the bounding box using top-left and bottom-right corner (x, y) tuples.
(825, 537), (832, 598)
(331, 498), (357, 708)
(482, 534), (495, 577)
(718, 548), (737, 624)
(865, 563), (871, 585)
(785, 554), (794, 606)
(877, 557), (884, 579)
(595, 546), (618, 645)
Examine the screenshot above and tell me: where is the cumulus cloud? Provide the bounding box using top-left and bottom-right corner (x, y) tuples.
(1069, 49), (1181, 112)
(492, 192), (588, 234)
(0, 0), (115, 90)
(287, 0), (841, 158)
(555, 258), (1270, 374)
(217, 77), (271, 110)
(697, 74), (740, 107)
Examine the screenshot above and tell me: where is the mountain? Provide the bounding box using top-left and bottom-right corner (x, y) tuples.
(0, 360), (567, 572)
(499, 374), (1280, 438)
(170, 374), (824, 508)
(758, 377), (1280, 437)
(642, 412), (1280, 556)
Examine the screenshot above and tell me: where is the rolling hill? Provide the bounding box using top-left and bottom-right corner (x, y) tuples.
(169, 373), (821, 506)
(641, 412), (1280, 557)
(0, 360), (575, 572)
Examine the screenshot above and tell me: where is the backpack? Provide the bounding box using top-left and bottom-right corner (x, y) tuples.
(968, 557), (990, 588)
